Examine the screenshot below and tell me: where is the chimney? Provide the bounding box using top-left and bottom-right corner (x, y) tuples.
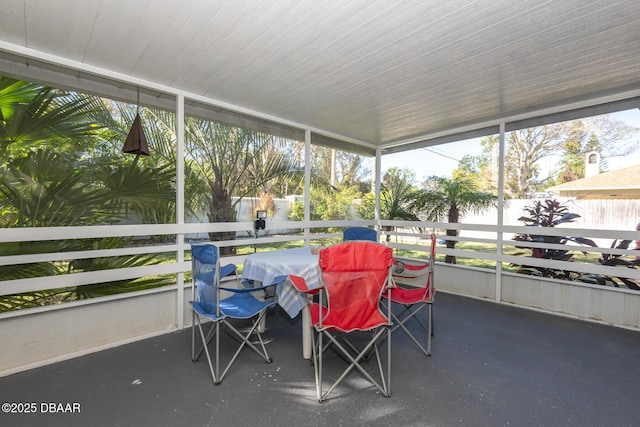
(585, 151), (600, 178)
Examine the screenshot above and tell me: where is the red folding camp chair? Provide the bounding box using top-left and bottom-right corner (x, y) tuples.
(290, 241), (394, 402)
(384, 233), (436, 356)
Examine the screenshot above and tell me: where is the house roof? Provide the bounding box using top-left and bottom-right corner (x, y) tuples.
(548, 164), (640, 199)
(1, 1), (640, 155)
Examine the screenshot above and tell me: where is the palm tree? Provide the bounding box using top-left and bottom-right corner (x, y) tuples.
(355, 168), (422, 240)
(379, 168), (422, 240)
(417, 176), (498, 264)
(0, 77), (176, 310)
(194, 126), (301, 253)
(0, 77), (117, 156)
(142, 109), (303, 254)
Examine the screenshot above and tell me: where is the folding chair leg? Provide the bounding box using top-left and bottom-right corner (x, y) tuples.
(394, 304), (429, 333)
(428, 303), (433, 354)
(372, 338), (388, 396)
(192, 310), (218, 363)
(313, 327), (390, 402)
(215, 313), (273, 382)
(222, 313), (273, 361)
(430, 302), (435, 336)
(191, 311), (196, 361)
(316, 327), (323, 402)
(193, 311), (273, 385)
(193, 322), (212, 360)
(193, 316), (221, 384)
(391, 303), (432, 357)
(386, 324), (391, 397)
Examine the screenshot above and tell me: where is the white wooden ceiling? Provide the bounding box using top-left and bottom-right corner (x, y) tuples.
(1, 0), (640, 154)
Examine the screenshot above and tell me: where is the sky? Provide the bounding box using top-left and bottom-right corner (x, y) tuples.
(381, 108), (640, 181)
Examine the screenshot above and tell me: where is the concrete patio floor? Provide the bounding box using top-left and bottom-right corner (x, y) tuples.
(1, 292), (639, 427)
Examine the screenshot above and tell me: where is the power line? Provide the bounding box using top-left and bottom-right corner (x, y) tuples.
(421, 146), (461, 162)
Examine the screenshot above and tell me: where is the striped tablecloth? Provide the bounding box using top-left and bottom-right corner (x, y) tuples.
(241, 247), (320, 318)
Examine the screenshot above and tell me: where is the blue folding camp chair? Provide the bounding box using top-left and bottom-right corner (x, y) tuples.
(190, 243), (285, 384)
(343, 226), (378, 242)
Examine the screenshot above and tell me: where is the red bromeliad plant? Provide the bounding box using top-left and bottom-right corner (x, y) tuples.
(577, 239), (640, 290)
(512, 200), (597, 280)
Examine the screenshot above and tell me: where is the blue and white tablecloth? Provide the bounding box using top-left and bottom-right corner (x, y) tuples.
(241, 248), (320, 318)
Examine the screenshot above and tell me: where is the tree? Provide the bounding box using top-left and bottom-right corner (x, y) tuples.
(305, 146), (371, 193)
(137, 104), (308, 251)
(334, 151), (371, 192)
(506, 125), (566, 198)
(553, 126), (589, 184)
(548, 117), (638, 186)
(290, 185), (362, 228)
(187, 123), (298, 252)
(454, 115), (639, 198)
(0, 77), (116, 157)
(0, 77), (176, 310)
(453, 140), (498, 193)
(355, 167), (422, 240)
(417, 176), (498, 264)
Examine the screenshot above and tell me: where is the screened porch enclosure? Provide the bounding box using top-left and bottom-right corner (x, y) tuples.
(1, 0), (640, 380)
(2, 220), (640, 375)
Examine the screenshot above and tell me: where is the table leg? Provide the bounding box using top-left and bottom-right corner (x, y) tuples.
(302, 305), (312, 359)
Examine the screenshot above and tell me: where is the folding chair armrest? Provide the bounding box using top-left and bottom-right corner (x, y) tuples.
(393, 258), (430, 273)
(289, 275), (322, 295)
(221, 275), (286, 293)
(220, 263), (237, 278)
(219, 286), (256, 293)
(402, 262), (430, 270)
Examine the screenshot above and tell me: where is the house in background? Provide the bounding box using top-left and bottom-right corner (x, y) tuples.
(548, 163), (640, 199)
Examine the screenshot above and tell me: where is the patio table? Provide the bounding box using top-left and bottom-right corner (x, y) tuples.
(241, 247), (321, 359)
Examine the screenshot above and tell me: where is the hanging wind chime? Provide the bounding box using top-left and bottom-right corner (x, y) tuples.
(122, 87), (150, 156)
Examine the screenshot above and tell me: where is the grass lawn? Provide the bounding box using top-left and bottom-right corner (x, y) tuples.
(392, 240), (605, 272)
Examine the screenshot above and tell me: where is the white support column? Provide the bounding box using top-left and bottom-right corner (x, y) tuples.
(495, 121), (506, 303)
(304, 129), (311, 243)
(330, 149), (336, 186)
(374, 147), (382, 230)
(302, 129), (312, 359)
(176, 94), (186, 329)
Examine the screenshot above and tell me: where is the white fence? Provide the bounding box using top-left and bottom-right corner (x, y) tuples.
(189, 197), (640, 246)
(451, 198), (640, 247)
(186, 196), (298, 239)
